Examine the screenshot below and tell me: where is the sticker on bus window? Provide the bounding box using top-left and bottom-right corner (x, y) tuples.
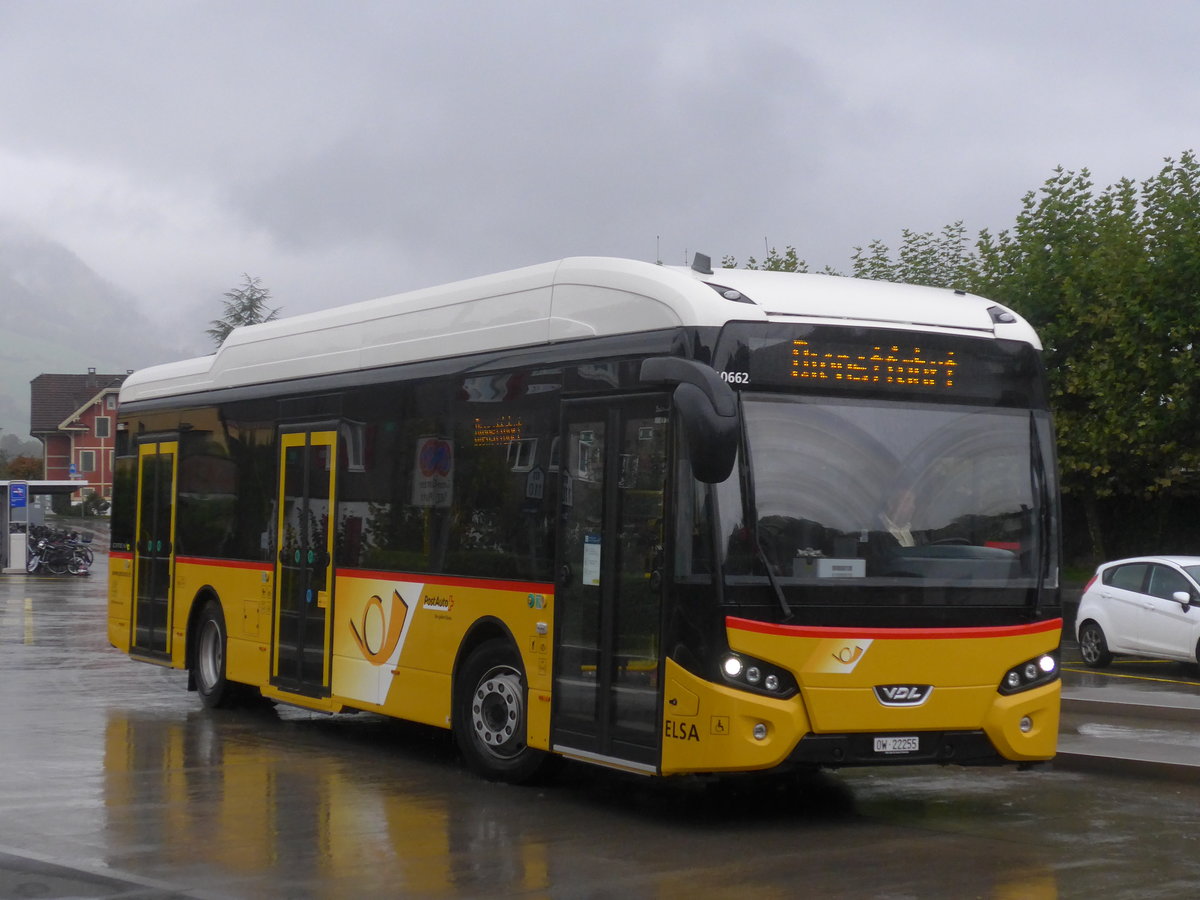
(583, 533), (601, 585)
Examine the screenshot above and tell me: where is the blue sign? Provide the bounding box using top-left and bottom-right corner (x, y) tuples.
(10, 482), (27, 509)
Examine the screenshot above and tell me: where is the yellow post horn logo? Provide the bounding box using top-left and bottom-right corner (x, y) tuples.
(349, 590), (409, 665)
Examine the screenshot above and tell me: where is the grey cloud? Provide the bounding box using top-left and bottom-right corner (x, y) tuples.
(1, 0), (1199, 329)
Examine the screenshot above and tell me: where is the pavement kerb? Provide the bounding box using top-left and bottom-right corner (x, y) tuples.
(1051, 750), (1200, 780)
(1061, 693), (1200, 722)
(1056, 688), (1200, 778)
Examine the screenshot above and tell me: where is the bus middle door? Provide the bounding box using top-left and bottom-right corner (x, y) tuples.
(553, 397), (669, 773)
(272, 428), (338, 698)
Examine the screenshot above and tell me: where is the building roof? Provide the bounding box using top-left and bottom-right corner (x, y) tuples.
(30, 371), (128, 435)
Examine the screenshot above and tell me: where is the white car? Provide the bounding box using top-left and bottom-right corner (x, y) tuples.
(1076, 555), (1200, 668)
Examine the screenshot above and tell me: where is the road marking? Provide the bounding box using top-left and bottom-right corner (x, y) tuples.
(1062, 665), (1200, 687)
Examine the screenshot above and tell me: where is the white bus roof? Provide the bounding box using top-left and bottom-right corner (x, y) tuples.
(121, 256), (1038, 404)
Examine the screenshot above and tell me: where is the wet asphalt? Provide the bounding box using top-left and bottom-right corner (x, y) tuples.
(3, 554), (1200, 898)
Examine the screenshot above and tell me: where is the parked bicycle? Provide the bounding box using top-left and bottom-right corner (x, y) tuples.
(25, 526), (92, 575)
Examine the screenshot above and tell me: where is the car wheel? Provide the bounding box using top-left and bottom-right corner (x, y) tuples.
(453, 638), (551, 783)
(1078, 620), (1113, 669)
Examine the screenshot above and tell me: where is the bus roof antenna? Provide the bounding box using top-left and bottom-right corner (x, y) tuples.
(691, 252), (713, 275)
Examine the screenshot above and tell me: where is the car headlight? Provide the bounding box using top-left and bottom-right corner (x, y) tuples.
(998, 650), (1060, 695)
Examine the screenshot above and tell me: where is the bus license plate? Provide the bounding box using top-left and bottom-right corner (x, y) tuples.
(874, 736), (920, 754)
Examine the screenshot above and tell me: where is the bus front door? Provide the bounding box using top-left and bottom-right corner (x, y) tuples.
(553, 398), (669, 772)
(272, 429), (338, 698)
(131, 439), (178, 659)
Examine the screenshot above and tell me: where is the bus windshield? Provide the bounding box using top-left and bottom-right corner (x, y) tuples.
(718, 395), (1055, 599)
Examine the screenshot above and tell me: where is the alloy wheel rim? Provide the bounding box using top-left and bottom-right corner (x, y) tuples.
(198, 620), (222, 690)
(1081, 628), (1100, 662)
(471, 666), (524, 759)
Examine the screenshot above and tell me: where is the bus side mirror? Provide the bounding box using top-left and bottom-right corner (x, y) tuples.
(639, 357), (739, 484)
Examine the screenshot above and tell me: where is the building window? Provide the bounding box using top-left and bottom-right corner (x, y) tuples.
(80, 451), (96, 473)
(95, 416), (111, 438)
(107, 395), (117, 410)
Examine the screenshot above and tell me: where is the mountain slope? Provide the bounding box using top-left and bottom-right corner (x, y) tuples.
(0, 229), (184, 439)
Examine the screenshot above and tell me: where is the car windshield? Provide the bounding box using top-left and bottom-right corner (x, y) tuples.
(720, 395), (1052, 590)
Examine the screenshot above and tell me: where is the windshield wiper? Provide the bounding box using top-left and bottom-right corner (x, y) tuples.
(1029, 411), (1051, 616)
(754, 532), (793, 621)
(737, 403), (793, 622)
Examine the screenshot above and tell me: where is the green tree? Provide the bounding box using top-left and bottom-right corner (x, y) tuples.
(723, 152), (1200, 562)
(973, 155), (1200, 558)
(841, 154), (1200, 560)
(722, 244), (843, 274)
(851, 221), (975, 289)
(207, 274), (280, 347)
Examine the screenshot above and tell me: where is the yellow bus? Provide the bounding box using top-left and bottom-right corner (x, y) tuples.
(108, 255), (1061, 782)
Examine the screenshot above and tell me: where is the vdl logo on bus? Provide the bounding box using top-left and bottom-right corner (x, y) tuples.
(873, 684), (933, 706)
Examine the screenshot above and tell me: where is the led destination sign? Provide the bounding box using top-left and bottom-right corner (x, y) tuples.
(792, 340), (957, 390)
(715, 323), (1047, 408)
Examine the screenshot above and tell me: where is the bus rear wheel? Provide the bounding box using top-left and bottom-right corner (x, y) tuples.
(193, 601), (236, 709)
(454, 638), (550, 783)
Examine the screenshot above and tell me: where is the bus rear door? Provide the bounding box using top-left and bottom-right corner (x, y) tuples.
(131, 439), (178, 659)
(553, 397), (669, 773)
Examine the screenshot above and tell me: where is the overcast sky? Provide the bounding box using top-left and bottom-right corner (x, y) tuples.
(3, 1), (1199, 356)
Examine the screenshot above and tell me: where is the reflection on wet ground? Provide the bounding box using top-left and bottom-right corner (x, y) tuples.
(2, 560), (1200, 897)
(1060, 629), (1200, 693)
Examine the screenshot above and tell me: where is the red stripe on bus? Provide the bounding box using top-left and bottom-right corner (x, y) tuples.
(153, 557), (553, 593)
(174, 557), (273, 572)
(726, 616), (1062, 641)
(110, 551), (133, 561)
(336, 568), (553, 595)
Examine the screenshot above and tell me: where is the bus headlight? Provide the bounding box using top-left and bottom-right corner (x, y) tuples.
(720, 654), (798, 698)
(998, 650), (1059, 695)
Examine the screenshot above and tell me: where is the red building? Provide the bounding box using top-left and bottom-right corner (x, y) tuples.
(30, 369), (129, 502)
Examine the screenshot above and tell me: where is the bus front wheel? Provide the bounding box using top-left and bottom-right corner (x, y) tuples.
(454, 638), (550, 783)
(193, 601), (235, 709)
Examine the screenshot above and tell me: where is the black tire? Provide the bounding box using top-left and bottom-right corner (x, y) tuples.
(193, 601), (236, 708)
(454, 638), (550, 783)
(45, 553), (68, 575)
(1078, 620), (1113, 669)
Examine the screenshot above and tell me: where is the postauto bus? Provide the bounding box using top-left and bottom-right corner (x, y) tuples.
(108, 255), (1061, 782)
